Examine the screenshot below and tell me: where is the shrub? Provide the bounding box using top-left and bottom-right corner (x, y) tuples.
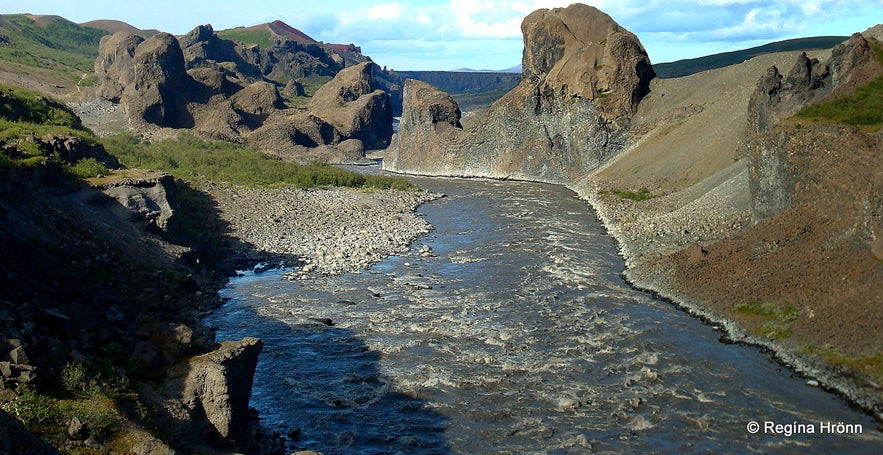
(0, 383), (56, 426)
(66, 157), (108, 178)
(103, 133), (417, 190)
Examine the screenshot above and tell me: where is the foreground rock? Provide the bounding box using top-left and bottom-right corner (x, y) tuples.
(144, 338), (263, 448)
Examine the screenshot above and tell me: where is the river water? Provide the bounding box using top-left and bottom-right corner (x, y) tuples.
(206, 174), (882, 454)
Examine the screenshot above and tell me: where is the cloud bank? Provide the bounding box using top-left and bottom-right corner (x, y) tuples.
(292, 0), (883, 69)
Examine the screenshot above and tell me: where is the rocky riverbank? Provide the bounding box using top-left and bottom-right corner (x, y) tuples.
(195, 181), (440, 277)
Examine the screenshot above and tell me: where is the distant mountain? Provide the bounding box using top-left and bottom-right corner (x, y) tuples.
(79, 19), (159, 36)
(217, 20), (361, 55)
(654, 36), (849, 78)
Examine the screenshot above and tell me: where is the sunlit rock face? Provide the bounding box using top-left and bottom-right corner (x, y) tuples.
(384, 4), (654, 183)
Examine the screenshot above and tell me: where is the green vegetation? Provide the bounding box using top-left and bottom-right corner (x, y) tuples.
(795, 41), (883, 126)
(65, 157), (109, 178)
(654, 36), (848, 78)
(103, 133), (416, 190)
(600, 187), (655, 202)
(0, 359), (144, 452)
(0, 14), (108, 78)
(732, 301), (800, 340)
(0, 83), (86, 130)
(800, 345), (883, 386)
(216, 28), (274, 50)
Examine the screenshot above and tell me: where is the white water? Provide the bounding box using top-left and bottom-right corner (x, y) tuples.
(207, 176), (882, 454)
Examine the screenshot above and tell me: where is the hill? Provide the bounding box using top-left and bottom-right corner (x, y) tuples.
(654, 36), (849, 78)
(0, 14), (108, 93)
(79, 19), (159, 36)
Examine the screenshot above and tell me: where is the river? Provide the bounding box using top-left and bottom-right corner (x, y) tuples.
(206, 174), (882, 454)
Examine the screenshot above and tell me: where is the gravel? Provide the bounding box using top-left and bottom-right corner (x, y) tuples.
(198, 181), (440, 277)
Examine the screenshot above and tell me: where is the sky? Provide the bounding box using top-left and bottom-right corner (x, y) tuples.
(4, 1), (883, 70)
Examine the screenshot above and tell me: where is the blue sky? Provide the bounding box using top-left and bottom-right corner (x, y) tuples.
(5, 1), (883, 70)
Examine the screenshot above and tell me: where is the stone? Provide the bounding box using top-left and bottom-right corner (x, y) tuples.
(153, 337), (263, 444)
(67, 417), (88, 441)
(8, 346), (28, 365)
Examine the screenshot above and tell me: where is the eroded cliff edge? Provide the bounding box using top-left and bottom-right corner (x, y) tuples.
(385, 4), (883, 419)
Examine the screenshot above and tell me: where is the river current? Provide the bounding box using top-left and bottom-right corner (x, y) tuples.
(206, 175), (882, 454)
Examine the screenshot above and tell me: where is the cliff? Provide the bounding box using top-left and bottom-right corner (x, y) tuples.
(384, 4), (654, 183)
(385, 3), (883, 418)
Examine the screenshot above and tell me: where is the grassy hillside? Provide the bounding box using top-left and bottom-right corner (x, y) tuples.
(0, 14), (108, 78)
(654, 36), (848, 78)
(796, 39), (883, 126)
(216, 28), (274, 50)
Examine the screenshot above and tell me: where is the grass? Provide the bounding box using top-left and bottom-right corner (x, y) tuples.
(732, 301), (801, 340)
(103, 133), (416, 190)
(216, 28), (274, 50)
(0, 82), (87, 130)
(600, 187), (655, 202)
(794, 39), (883, 126)
(800, 345), (883, 387)
(0, 14), (108, 79)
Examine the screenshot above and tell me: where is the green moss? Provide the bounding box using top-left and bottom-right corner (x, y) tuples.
(801, 345), (883, 387)
(732, 301), (800, 322)
(731, 301), (800, 341)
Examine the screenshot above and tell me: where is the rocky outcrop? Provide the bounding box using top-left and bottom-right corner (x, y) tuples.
(746, 33), (879, 220)
(384, 4), (654, 182)
(249, 62), (393, 162)
(99, 171), (178, 234)
(148, 338), (263, 447)
(309, 62), (393, 150)
(92, 26), (392, 162)
(95, 32), (194, 128)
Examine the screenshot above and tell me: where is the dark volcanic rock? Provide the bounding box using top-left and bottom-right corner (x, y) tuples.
(130, 33), (193, 127)
(746, 33), (878, 220)
(385, 4), (654, 182)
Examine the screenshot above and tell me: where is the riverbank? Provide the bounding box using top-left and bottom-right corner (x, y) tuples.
(195, 181), (440, 276)
(574, 177), (883, 423)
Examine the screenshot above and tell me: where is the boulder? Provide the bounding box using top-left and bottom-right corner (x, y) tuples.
(150, 338), (263, 446)
(128, 33), (194, 127)
(94, 32), (145, 102)
(230, 81), (284, 117)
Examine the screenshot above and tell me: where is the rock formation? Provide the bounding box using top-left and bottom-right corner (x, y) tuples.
(249, 62), (394, 162)
(92, 26), (392, 162)
(148, 338), (263, 447)
(99, 171), (178, 234)
(384, 4), (654, 182)
(746, 33), (880, 220)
